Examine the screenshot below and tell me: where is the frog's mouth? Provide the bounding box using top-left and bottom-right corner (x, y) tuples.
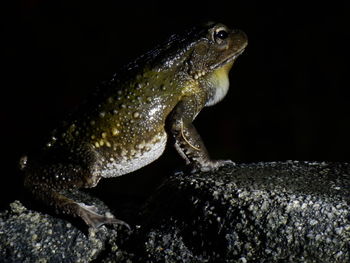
(192, 47), (246, 80)
(210, 48), (246, 71)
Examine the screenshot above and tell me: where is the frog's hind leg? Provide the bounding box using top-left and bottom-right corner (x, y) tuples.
(40, 185), (128, 229)
(24, 163), (129, 229)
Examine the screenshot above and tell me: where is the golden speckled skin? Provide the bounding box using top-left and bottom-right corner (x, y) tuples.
(22, 22), (248, 228)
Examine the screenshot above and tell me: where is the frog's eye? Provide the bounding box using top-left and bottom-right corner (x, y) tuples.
(213, 28), (229, 44)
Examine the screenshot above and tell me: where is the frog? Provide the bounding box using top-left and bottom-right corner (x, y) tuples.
(21, 22), (248, 229)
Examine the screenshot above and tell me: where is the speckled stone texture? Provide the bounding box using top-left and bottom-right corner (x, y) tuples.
(0, 201), (105, 262)
(1, 161), (349, 262)
(140, 161), (350, 262)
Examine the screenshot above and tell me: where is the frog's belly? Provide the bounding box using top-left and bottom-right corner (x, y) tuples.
(100, 132), (167, 178)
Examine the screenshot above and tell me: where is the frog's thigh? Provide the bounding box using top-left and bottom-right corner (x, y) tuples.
(25, 162), (100, 190)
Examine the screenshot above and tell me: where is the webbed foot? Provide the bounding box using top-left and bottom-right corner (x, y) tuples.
(191, 159), (235, 173)
(77, 202), (130, 230)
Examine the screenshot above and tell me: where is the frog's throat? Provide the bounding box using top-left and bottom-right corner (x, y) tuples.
(205, 62), (232, 106)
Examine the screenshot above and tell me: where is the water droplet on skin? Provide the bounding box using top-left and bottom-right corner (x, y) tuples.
(121, 104), (126, 109)
(133, 112), (140, 118)
(113, 109), (118, 115)
(101, 132), (107, 138)
(99, 112), (106, 118)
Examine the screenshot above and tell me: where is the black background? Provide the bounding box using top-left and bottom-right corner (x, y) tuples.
(1, 1), (349, 207)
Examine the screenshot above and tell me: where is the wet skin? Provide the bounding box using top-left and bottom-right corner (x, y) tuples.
(21, 22), (248, 228)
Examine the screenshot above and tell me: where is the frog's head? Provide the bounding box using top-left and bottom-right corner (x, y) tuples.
(186, 22), (247, 78)
(185, 22), (248, 106)
(151, 22), (247, 106)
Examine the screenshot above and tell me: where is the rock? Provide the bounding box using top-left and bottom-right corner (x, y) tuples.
(1, 161), (349, 262)
(139, 161), (350, 262)
(0, 193), (131, 263)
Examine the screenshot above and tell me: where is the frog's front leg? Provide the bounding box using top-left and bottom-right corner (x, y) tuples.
(168, 97), (234, 172)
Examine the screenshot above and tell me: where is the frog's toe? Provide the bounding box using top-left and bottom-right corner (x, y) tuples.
(77, 203), (130, 230)
(112, 218), (131, 231)
(209, 159), (236, 171)
(77, 203), (99, 213)
(214, 159), (236, 168)
(191, 159), (235, 173)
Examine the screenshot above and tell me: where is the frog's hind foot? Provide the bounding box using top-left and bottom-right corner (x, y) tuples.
(77, 202), (130, 230)
(24, 181), (130, 230)
(191, 159), (235, 173)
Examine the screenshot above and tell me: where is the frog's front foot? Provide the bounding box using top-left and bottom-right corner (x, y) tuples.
(191, 159), (235, 173)
(77, 203), (130, 230)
